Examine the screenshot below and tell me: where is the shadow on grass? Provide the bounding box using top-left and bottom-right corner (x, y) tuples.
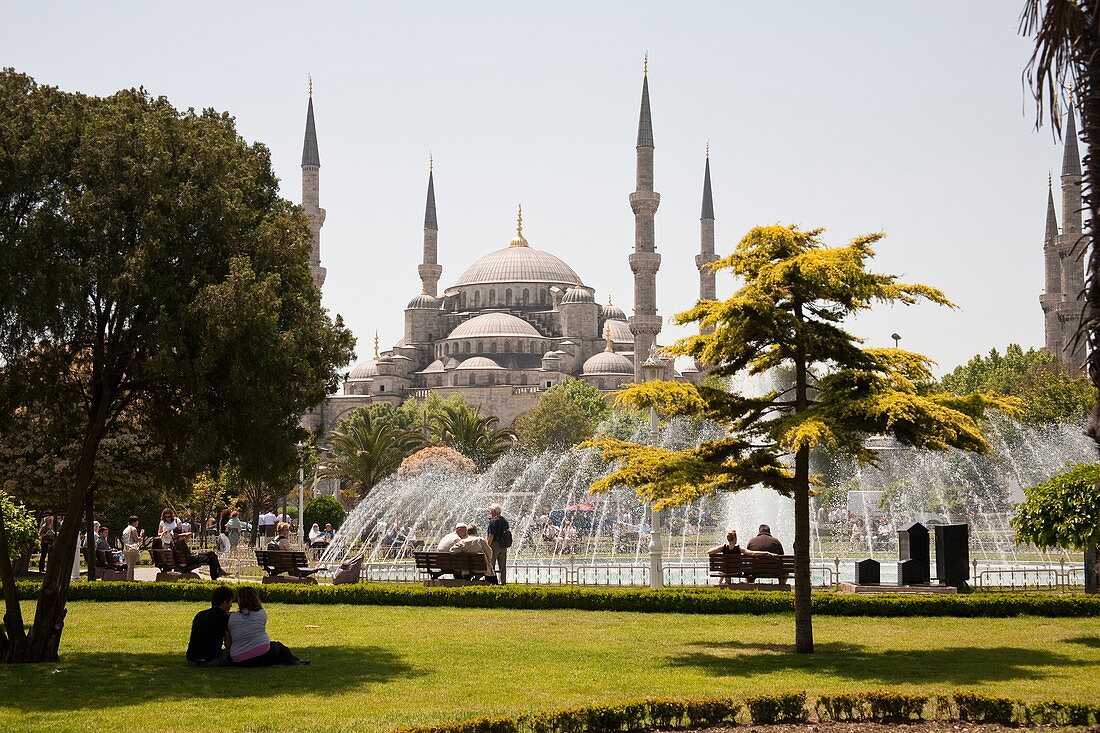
(1066, 635), (1100, 649)
(0, 645), (420, 712)
(665, 640), (1097, 686)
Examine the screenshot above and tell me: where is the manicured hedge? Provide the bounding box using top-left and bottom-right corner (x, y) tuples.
(388, 691), (1100, 732)
(13, 579), (1100, 617)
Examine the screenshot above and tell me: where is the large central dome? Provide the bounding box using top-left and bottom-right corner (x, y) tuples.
(454, 245), (582, 287)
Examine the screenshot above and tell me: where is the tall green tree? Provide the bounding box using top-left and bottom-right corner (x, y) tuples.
(1013, 463), (1100, 591)
(0, 71), (354, 662)
(939, 344), (1092, 423)
(1019, 1), (1100, 441)
(321, 408), (426, 500)
(431, 404), (516, 469)
(516, 378), (609, 452)
(587, 225), (1012, 653)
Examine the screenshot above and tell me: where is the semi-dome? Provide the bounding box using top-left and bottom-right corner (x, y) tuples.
(604, 319), (634, 343)
(561, 286), (594, 304)
(419, 359), (446, 374)
(447, 312), (542, 339)
(407, 293), (441, 309)
(602, 301), (626, 321)
(347, 359), (378, 380)
(582, 350), (634, 376)
(455, 356), (505, 370)
(454, 246), (582, 287)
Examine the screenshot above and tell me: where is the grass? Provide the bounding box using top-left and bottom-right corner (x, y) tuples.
(1, 601), (1098, 733)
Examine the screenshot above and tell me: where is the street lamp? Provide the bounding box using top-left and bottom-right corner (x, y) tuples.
(891, 332), (901, 348)
(641, 354), (665, 590)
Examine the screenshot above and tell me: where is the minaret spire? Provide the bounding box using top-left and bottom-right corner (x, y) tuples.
(628, 55), (662, 380)
(301, 80), (326, 290)
(696, 145), (718, 332)
(1045, 172), (1058, 242)
(418, 156), (442, 297)
(1062, 104), (1082, 176)
(1054, 100), (1085, 369)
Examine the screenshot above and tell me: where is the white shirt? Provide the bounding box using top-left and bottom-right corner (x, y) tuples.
(228, 609), (270, 661)
(158, 519), (179, 545)
(437, 531), (462, 552)
(259, 512), (277, 527)
(121, 525), (141, 551)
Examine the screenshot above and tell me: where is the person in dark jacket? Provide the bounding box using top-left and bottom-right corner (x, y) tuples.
(746, 524), (784, 554)
(186, 586), (235, 666)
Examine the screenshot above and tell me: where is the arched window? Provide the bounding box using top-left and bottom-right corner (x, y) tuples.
(538, 289), (545, 304)
(518, 341), (524, 353)
(444, 343), (450, 355)
(428, 332), (433, 342)
(488, 289), (496, 306)
(469, 373), (476, 386)
(520, 374), (528, 385)
(490, 342), (497, 353)
(464, 341), (471, 353)
(461, 292), (467, 309)
(474, 291), (481, 308)
(505, 288), (513, 305)
(522, 288), (530, 305)
(477, 341), (484, 352)
(531, 340), (539, 353)
(504, 340), (511, 353)
(488, 372), (496, 386)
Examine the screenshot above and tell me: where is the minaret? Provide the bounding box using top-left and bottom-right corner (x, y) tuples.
(1056, 105), (1085, 368)
(418, 156), (442, 297)
(696, 144), (718, 334)
(302, 77), (327, 290)
(1040, 173), (1063, 359)
(628, 55), (662, 381)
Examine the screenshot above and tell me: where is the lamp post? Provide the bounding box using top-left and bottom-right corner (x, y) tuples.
(642, 354), (665, 590)
(297, 442), (307, 547)
(891, 332), (901, 348)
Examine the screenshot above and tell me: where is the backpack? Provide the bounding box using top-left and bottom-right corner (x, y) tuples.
(499, 528), (513, 549)
(267, 540), (281, 552)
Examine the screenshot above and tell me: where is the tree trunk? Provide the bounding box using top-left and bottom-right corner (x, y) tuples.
(791, 302), (814, 654)
(1086, 543), (1098, 594)
(0, 506), (27, 661)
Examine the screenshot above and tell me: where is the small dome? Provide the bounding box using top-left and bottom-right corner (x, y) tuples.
(604, 319), (634, 344)
(603, 302), (626, 321)
(347, 360), (378, 380)
(561, 286), (594, 305)
(444, 357), (460, 370)
(456, 356), (505, 370)
(419, 359), (446, 374)
(407, 293), (441, 309)
(448, 312), (542, 339)
(582, 350), (634, 376)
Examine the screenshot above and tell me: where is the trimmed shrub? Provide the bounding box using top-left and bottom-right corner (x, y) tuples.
(685, 698), (740, 726)
(865, 690), (926, 722)
(816, 693), (868, 722)
(954, 692), (1016, 724)
(303, 494), (345, 532)
(745, 692), (808, 724)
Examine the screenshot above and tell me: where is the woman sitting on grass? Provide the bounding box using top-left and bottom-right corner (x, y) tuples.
(707, 529), (776, 587)
(226, 586), (310, 667)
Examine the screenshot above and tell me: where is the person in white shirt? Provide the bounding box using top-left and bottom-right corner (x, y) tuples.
(157, 508), (180, 546)
(448, 525), (496, 581)
(121, 516), (144, 581)
(258, 510), (277, 545)
(436, 523), (468, 552)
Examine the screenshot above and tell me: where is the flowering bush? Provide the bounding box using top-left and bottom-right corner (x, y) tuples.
(398, 446), (476, 478)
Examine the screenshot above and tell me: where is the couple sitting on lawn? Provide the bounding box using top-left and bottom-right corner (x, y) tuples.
(186, 586), (309, 667)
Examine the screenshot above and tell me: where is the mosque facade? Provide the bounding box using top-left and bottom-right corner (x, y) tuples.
(301, 67), (715, 431)
(1040, 108), (1087, 371)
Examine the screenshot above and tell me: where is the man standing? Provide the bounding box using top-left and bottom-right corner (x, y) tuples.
(746, 524), (784, 554)
(121, 515), (144, 581)
(437, 523), (468, 552)
(186, 586), (235, 666)
(486, 504), (511, 585)
(258, 508), (277, 545)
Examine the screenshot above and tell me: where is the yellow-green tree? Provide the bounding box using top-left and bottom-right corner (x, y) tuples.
(587, 225), (1014, 653)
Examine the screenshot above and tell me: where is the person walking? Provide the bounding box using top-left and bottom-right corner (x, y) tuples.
(38, 516), (56, 573)
(225, 510), (243, 556)
(486, 503), (512, 585)
(121, 515), (144, 581)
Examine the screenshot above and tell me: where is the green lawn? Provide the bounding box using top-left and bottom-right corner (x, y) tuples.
(2, 601), (1098, 732)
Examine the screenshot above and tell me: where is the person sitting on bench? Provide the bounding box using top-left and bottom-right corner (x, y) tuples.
(96, 527), (127, 572)
(707, 529), (776, 586)
(269, 521), (293, 551)
(187, 586), (234, 666)
(448, 525), (497, 583)
(172, 527), (227, 580)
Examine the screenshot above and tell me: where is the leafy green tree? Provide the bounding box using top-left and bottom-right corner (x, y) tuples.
(587, 225), (1011, 653)
(1019, 1), (1100, 443)
(393, 392), (470, 434)
(516, 378), (609, 452)
(321, 408), (426, 500)
(182, 470), (237, 548)
(0, 71), (353, 662)
(303, 494), (346, 533)
(1013, 462), (1100, 592)
(0, 494), (37, 565)
(939, 344), (1092, 423)
(431, 404), (516, 469)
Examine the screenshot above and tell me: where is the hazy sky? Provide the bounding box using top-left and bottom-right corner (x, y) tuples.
(2, 2), (1074, 376)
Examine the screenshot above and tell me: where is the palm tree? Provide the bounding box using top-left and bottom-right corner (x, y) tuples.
(1020, 1), (1100, 443)
(321, 409), (426, 500)
(431, 404), (516, 469)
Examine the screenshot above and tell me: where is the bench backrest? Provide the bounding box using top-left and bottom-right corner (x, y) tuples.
(413, 551), (486, 573)
(256, 550), (310, 572)
(149, 548), (176, 572)
(708, 552), (794, 577)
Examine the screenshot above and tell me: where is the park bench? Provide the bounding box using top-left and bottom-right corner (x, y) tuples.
(94, 549), (127, 581)
(412, 551), (492, 586)
(708, 553), (795, 590)
(149, 547), (199, 582)
(255, 550), (320, 585)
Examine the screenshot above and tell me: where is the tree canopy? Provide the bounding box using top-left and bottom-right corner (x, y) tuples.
(1013, 463), (1100, 552)
(0, 70), (354, 662)
(516, 378), (609, 452)
(939, 344), (1092, 424)
(587, 224), (1011, 653)
(321, 408), (426, 500)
